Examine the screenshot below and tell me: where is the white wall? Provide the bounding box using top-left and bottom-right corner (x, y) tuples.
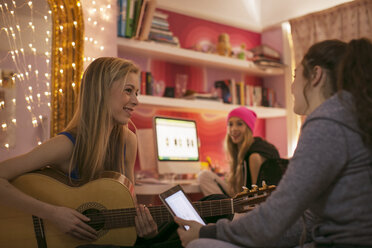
(158, 0), (354, 31)
(157, 0), (262, 32)
(261, 0), (354, 28)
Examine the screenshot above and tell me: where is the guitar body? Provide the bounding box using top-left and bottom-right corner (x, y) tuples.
(0, 171), (137, 248)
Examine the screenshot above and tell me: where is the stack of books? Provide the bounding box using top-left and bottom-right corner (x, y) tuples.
(249, 44), (284, 68)
(118, 0), (157, 40)
(214, 79), (277, 107)
(117, 0), (179, 46)
(148, 11), (179, 46)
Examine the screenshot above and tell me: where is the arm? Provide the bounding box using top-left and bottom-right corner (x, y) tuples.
(199, 119), (348, 246)
(0, 135), (97, 240)
(248, 153), (265, 185)
(0, 135), (73, 218)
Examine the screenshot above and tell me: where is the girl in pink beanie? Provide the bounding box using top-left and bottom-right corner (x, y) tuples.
(198, 106), (280, 197)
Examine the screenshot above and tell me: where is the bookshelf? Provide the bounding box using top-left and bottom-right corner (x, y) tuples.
(117, 37), (287, 118)
(138, 95), (286, 118)
(117, 38), (284, 76)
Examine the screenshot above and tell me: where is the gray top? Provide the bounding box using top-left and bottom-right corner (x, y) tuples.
(200, 91), (372, 246)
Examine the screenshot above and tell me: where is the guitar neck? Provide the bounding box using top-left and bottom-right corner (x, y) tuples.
(148, 198), (236, 224)
(92, 198), (235, 229)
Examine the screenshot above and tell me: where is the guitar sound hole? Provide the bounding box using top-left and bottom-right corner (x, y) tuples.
(83, 209), (105, 231)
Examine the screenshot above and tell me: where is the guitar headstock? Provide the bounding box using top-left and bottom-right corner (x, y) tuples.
(232, 184), (276, 213)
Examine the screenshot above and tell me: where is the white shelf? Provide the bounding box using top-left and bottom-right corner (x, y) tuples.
(138, 95), (287, 118)
(117, 38), (284, 77)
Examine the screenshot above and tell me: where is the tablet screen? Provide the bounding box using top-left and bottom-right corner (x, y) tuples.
(164, 189), (206, 229)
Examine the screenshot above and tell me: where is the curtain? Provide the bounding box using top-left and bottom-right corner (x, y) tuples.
(290, 0), (372, 64)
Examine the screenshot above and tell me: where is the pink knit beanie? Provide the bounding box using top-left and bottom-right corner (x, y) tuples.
(227, 107), (257, 132)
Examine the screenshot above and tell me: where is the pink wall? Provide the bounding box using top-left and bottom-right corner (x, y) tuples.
(159, 9), (261, 50)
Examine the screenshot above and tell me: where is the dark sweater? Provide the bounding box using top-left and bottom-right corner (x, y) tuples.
(244, 137), (280, 188)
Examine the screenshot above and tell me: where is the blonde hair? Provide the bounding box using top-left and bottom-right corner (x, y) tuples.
(64, 57), (139, 183)
(226, 127), (254, 196)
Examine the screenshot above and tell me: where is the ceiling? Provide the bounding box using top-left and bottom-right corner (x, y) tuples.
(157, 0), (354, 32)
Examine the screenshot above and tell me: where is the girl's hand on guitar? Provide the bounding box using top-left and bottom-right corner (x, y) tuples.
(49, 206), (98, 241)
(135, 204), (158, 239)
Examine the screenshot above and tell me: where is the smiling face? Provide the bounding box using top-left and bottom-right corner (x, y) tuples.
(228, 116), (249, 146)
(109, 72), (139, 125)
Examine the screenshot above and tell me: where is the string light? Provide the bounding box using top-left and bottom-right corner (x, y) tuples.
(83, 0), (110, 63)
(1, 0), (111, 149)
(0, 0), (52, 149)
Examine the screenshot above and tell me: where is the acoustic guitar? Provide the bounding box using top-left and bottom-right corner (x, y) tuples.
(0, 169), (275, 248)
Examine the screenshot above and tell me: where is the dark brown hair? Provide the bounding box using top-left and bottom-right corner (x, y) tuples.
(338, 38), (372, 150)
(301, 40), (348, 106)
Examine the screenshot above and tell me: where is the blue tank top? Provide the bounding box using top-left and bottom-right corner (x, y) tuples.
(58, 131), (127, 179)
(59, 131), (79, 179)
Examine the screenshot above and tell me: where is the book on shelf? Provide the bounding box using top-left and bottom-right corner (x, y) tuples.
(183, 90), (220, 101)
(150, 27), (173, 36)
(140, 71), (147, 95)
(118, 0), (127, 37)
(262, 87), (269, 107)
(125, 0), (135, 37)
(234, 82), (241, 105)
(132, 0), (143, 37)
(239, 82), (245, 106)
(150, 23), (170, 31)
(138, 0), (157, 40)
(214, 79), (238, 104)
(153, 10), (168, 19)
(267, 88), (276, 107)
(152, 18), (170, 27)
(139, 71), (154, 95)
(250, 44), (281, 60)
(252, 86), (262, 107)
(254, 59), (285, 68)
(245, 84), (254, 107)
(133, 0), (148, 38)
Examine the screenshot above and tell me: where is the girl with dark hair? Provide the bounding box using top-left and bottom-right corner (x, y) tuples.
(176, 38), (372, 247)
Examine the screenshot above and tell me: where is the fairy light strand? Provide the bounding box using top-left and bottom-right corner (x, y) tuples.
(0, 0), (52, 149)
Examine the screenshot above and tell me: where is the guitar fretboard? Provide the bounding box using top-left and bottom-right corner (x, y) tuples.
(86, 198), (234, 229)
(85, 191), (271, 230)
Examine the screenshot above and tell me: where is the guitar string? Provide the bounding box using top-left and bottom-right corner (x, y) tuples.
(87, 189), (273, 226)
(85, 195), (269, 227)
(86, 200), (236, 227)
(84, 195), (269, 227)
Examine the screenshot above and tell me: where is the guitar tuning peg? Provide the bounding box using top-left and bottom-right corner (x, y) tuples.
(261, 180), (267, 189)
(250, 184), (258, 192)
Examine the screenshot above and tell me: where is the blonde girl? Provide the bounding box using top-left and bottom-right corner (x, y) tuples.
(0, 57), (157, 241)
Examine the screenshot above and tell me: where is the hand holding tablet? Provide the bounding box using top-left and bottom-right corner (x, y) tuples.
(159, 185), (206, 230)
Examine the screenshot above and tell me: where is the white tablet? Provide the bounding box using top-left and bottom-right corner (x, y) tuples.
(159, 185), (206, 230)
